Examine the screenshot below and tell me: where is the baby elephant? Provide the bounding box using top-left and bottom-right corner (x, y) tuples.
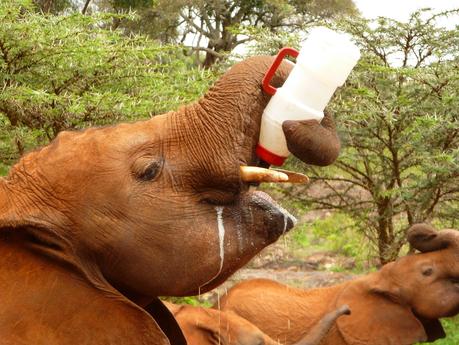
(165, 302), (350, 345)
(219, 224), (459, 345)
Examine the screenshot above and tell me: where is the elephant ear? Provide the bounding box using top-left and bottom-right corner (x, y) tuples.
(0, 177), (68, 234)
(144, 298), (187, 345)
(336, 279), (427, 345)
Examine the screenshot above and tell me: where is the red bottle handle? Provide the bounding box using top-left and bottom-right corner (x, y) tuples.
(262, 47), (299, 96)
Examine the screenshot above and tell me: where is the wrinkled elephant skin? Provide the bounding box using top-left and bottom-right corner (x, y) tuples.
(0, 56), (341, 344)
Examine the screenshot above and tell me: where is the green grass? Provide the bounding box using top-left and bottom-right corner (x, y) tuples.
(287, 213), (374, 273)
(0, 163), (9, 176)
(161, 296), (212, 308)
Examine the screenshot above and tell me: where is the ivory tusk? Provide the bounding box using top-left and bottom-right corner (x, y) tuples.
(240, 166), (309, 184)
(270, 168), (309, 184)
(240, 166), (289, 183)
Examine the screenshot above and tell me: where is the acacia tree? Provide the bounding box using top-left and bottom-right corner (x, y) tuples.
(176, 0), (359, 67)
(32, 0), (75, 13)
(103, 0), (357, 67)
(280, 9), (459, 264)
(0, 0), (216, 172)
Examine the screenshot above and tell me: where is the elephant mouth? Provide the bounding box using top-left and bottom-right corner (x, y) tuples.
(245, 190), (297, 240)
(232, 162), (303, 240)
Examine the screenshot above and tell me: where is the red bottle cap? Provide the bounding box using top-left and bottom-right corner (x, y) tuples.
(256, 144), (287, 166)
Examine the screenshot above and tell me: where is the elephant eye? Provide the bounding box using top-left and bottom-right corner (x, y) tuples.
(450, 278), (459, 288)
(133, 157), (163, 182)
(422, 267), (434, 276)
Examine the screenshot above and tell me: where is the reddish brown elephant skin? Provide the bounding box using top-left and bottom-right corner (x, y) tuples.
(164, 302), (350, 345)
(0, 231), (170, 345)
(219, 225), (459, 345)
(0, 55), (340, 344)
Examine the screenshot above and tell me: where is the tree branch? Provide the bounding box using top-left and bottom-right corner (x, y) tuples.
(82, 0), (91, 15)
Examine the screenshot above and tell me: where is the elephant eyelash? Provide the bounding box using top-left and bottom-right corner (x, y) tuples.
(135, 159), (163, 182)
(140, 163), (159, 180)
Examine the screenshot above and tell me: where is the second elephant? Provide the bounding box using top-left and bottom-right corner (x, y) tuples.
(219, 224), (459, 345)
(165, 302), (350, 345)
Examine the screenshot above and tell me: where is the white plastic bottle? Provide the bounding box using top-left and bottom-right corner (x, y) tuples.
(256, 27), (361, 166)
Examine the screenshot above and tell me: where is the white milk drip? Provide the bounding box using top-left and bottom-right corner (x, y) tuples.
(257, 27), (361, 166)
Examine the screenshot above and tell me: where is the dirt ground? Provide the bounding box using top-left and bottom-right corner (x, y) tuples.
(196, 241), (357, 305)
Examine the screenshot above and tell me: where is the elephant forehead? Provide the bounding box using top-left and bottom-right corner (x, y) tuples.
(420, 243), (459, 271)
(436, 248), (459, 273)
(47, 120), (163, 157)
(394, 248), (459, 277)
(46, 119), (161, 160)
(10, 118), (165, 189)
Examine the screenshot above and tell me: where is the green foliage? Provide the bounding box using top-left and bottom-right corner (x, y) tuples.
(111, 0), (155, 8)
(288, 212), (371, 272)
(101, 0), (181, 42)
(162, 296), (212, 307)
(415, 317), (459, 345)
(272, 9), (459, 264)
(437, 317), (459, 345)
(243, 27), (303, 57)
(327, 10), (458, 262)
(0, 0), (217, 172)
(309, 213), (360, 257)
(116, 0), (359, 66)
(32, 0), (76, 13)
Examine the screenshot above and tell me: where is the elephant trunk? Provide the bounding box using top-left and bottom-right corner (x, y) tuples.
(166, 57), (279, 190)
(175, 57), (281, 168)
(292, 305), (351, 345)
(282, 111), (341, 166)
(408, 224), (459, 252)
(173, 55), (340, 182)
